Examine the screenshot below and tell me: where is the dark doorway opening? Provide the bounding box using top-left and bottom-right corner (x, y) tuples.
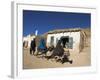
(61, 36), (69, 48)
(60, 36), (73, 49)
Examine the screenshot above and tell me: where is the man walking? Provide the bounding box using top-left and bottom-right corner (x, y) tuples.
(30, 38), (36, 55)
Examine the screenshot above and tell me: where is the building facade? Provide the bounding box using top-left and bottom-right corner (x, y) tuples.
(46, 29), (85, 53)
(23, 34), (36, 48)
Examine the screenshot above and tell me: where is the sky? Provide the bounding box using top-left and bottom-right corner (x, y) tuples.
(23, 10), (91, 36)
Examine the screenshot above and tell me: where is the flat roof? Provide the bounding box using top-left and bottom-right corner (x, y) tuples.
(47, 28), (81, 34)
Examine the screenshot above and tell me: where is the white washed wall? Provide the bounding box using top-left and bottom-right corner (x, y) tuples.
(23, 35), (36, 48)
(47, 31), (80, 53)
(70, 32), (80, 53)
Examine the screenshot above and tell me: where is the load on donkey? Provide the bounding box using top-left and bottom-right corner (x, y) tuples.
(30, 35), (73, 64)
(46, 37), (73, 64)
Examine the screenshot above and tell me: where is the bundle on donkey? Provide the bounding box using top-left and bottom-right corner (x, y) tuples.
(46, 39), (73, 64)
(46, 40), (64, 59)
(36, 38), (48, 58)
(60, 50), (73, 64)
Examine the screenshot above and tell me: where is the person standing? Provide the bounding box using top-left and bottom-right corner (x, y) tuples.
(30, 38), (36, 55)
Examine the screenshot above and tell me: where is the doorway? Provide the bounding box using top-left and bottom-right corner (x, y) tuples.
(60, 36), (73, 49)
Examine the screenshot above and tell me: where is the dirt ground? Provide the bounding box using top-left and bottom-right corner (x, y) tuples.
(23, 46), (91, 69)
(23, 28), (91, 69)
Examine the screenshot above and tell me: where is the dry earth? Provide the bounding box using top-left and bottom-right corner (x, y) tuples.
(23, 28), (91, 69)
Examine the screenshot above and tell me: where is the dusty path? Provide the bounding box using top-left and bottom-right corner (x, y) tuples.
(23, 46), (91, 69)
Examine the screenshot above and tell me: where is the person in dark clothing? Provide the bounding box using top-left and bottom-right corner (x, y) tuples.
(47, 40), (64, 60)
(30, 38), (36, 55)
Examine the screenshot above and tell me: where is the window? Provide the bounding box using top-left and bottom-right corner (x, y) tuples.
(56, 38), (59, 46)
(50, 36), (54, 46)
(68, 37), (73, 49)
